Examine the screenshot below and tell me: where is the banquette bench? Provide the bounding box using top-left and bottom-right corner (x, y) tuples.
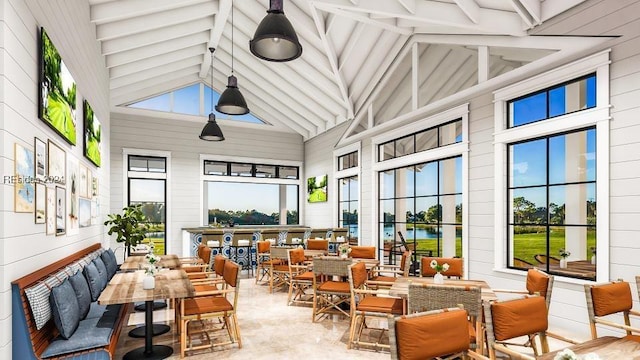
(12, 243), (126, 359)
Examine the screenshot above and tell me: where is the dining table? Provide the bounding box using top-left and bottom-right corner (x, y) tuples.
(120, 254), (182, 271)
(98, 269), (195, 360)
(388, 277), (498, 302)
(537, 336), (640, 359)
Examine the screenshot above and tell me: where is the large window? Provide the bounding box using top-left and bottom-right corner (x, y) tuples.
(379, 156), (463, 262)
(378, 119), (462, 161)
(338, 176), (358, 242)
(508, 129), (596, 280)
(203, 160), (298, 179)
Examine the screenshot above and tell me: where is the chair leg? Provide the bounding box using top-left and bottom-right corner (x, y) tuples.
(312, 292), (318, 322)
(348, 312), (358, 349)
(181, 319), (189, 358)
(233, 313), (242, 348)
(287, 279), (295, 305)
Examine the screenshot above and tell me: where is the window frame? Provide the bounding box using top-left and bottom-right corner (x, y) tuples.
(493, 50), (610, 283)
(334, 142), (361, 243)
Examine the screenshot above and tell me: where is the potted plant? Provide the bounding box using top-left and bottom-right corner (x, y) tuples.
(430, 259), (450, 284)
(104, 204), (149, 258)
(558, 248), (570, 269)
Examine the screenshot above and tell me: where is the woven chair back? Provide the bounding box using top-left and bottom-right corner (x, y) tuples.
(313, 256), (351, 277)
(408, 283), (481, 317)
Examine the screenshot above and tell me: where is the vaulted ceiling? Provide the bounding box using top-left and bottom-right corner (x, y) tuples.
(89, 0), (593, 140)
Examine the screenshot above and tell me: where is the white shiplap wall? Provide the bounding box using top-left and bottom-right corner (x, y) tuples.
(109, 113), (304, 257)
(0, 0), (110, 358)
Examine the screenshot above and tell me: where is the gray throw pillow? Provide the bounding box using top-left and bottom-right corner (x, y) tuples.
(92, 258), (108, 292)
(100, 250), (117, 279)
(82, 262), (102, 302)
(49, 278), (80, 339)
(68, 271), (91, 319)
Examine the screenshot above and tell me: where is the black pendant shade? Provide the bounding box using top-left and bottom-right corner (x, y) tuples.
(250, 0), (303, 62)
(216, 75), (249, 115)
(199, 113), (225, 141)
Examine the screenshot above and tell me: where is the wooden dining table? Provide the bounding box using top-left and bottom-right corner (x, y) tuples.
(537, 336), (640, 359)
(120, 254), (182, 271)
(98, 269), (195, 360)
(388, 277), (498, 302)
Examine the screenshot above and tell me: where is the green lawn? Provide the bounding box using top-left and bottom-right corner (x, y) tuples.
(513, 230), (596, 265)
(142, 238), (165, 255)
(308, 189), (327, 202)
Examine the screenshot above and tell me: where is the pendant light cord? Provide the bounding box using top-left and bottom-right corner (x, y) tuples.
(231, 1), (234, 75)
(210, 48), (214, 113)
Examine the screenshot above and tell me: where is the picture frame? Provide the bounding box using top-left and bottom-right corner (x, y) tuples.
(67, 156), (79, 235)
(46, 186), (56, 235)
(47, 140), (66, 185)
(38, 27), (77, 145)
(55, 186), (66, 236)
(83, 100), (101, 167)
(79, 198), (91, 228)
(307, 174), (328, 203)
(14, 143), (35, 213)
(34, 137), (47, 180)
(35, 183), (46, 224)
(79, 164), (88, 198)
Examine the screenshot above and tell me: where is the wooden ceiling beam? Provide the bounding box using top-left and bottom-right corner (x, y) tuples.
(105, 32), (208, 68)
(91, 0), (209, 24)
(110, 45), (204, 79)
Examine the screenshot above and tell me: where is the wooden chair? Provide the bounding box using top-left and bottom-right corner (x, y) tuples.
(420, 257), (464, 279)
(268, 246), (291, 293)
(179, 260), (242, 357)
(255, 240), (282, 285)
(584, 279), (640, 340)
(306, 239), (329, 252)
(389, 307), (488, 360)
(348, 262), (403, 350)
(483, 295), (549, 360)
(408, 283), (484, 353)
(184, 245), (212, 281)
(287, 248), (315, 306)
(369, 250), (411, 288)
(349, 246), (376, 259)
(312, 256), (352, 322)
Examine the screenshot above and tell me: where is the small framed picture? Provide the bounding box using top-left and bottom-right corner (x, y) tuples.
(14, 143), (35, 213)
(79, 165), (89, 198)
(35, 137), (47, 180)
(79, 198), (91, 228)
(48, 140), (66, 185)
(35, 183), (46, 224)
(46, 186), (55, 235)
(55, 186), (66, 236)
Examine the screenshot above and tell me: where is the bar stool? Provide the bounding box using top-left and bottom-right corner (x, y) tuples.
(203, 231), (224, 269)
(230, 231), (254, 275)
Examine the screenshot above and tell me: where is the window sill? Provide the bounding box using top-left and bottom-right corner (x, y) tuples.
(493, 267), (596, 285)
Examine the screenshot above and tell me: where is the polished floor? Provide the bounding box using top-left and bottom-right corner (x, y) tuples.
(114, 274), (390, 359)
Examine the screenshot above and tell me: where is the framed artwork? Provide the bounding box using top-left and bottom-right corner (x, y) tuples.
(46, 186), (56, 235)
(83, 100), (101, 167)
(90, 198), (98, 225)
(55, 186), (66, 236)
(307, 174), (328, 203)
(79, 198), (91, 228)
(35, 137), (47, 180)
(35, 183), (46, 224)
(67, 156), (79, 235)
(79, 165), (88, 198)
(38, 27), (77, 145)
(14, 143), (35, 212)
(91, 174), (98, 198)
(48, 140), (66, 184)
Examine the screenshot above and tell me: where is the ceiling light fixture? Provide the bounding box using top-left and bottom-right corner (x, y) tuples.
(200, 47), (225, 141)
(216, 1), (250, 115)
(250, 0), (302, 62)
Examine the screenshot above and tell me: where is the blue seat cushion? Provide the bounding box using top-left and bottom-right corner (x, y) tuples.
(83, 262), (102, 302)
(40, 315), (117, 358)
(101, 250), (117, 279)
(49, 279), (81, 339)
(92, 258), (108, 291)
(85, 302), (122, 320)
(68, 271), (91, 319)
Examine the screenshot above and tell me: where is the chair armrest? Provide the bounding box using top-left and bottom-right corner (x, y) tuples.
(546, 331), (579, 345)
(366, 280), (396, 286)
(594, 318), (640, 333)
(466, 350), (490, 360)
(491, 289), (528, 295)
(194, 288), (234, 297)
(354, 288), (392, 297)
(492, 344), (535, 360)
(630, 309), (640, 317)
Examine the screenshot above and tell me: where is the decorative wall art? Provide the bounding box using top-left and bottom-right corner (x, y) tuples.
(91, 199), (98, 225)
(79, 198), (91, 228)
(91, 174), (98, 198)
(55, 186), (66, 236)
(307, 174), (328, 203)
(48, 140), (65, 184)
(34, 137), (47, 180)
(83, 100), (101, 167)
(67, 156), (79, 235)
(39, 28), (77, 145)
(79, 164), (88, 198)
(14, 143), (35, 213)
(35, 183), (46, 224)
(46, 186), (56, 235)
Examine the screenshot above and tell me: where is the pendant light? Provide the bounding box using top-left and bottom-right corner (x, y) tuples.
(250, 0), (302, 62)
(216, 1), (250, 115)
(200, 47), (225, 141)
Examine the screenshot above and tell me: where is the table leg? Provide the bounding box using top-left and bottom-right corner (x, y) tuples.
(123, 300), (173, 360)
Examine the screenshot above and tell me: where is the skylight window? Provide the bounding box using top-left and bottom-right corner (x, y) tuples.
(127, 83), (265, 125)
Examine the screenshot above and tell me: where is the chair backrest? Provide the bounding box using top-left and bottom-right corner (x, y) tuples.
(349, 246), (376, 259)
(202, 231), (224, 244)
(213, 254), (226, 277)
(287, 247), (306, 266)
(484, 296), (548, 343)
(310, 228), (329, 239)
(584, 280), (633, 338)
(271, 246), (292, 260)
(420, 257), (463, 278)
(400, 251), (412, 277)
(408, 283), (481, 318)
(313, 256), (351, 277)
(199, 246), (212, 267)
(526, 268), (553, 307)
(348, 262), (368, 290)
(307, 239), (329, 251)
(222, 260), (241, 308)
(256, 240), (271, 254)
(285, 229), (307, 243)
(389, 308), (470, 360)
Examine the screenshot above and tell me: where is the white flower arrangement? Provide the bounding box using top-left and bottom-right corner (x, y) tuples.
(553, 349), (600, 360)
(430, 259), (450, 273)
(145, 253), (161, 265)
(338, 243), (352, 256)
(143, 263), (158, 276)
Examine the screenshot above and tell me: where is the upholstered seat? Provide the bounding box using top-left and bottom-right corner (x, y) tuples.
(356, 297), (403, 314)
(317, 281), (350, 293)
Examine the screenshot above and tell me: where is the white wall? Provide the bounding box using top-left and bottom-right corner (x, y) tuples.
(109, 113), (304, 257)
(0, 0), (110, 358)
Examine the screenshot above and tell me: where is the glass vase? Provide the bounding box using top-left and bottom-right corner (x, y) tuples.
(434, 272), (444, 284)
(143, 274), (155, 289)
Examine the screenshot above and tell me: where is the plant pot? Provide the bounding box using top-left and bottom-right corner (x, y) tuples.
(559, 258), (568, 269)
(434, 272), (444, 284)
(143, 275), (155, 290)
(591, 255), (596, 265)
(340, 254), (348, 259)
